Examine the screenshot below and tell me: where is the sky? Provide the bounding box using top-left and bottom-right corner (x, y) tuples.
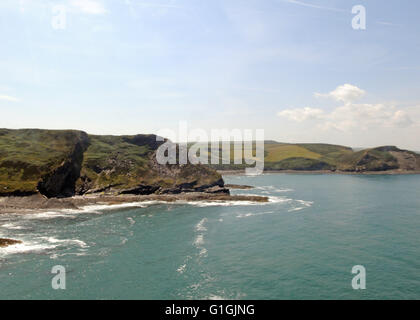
(0, 0), (419, 149)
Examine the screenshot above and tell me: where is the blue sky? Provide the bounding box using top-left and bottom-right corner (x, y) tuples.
(1, 0), (419, 149)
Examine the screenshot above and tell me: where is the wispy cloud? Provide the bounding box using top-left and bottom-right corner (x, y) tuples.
(376, 21), (402, 27)
(282, 0), (345, 13)
(0, 94), (20, 102)
(125, 0), (182, 10)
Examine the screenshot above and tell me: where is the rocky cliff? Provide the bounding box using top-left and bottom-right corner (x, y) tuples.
(0, 129), (227, 198)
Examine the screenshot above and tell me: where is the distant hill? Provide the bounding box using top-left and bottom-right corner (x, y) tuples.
(197, 141), (420, 173)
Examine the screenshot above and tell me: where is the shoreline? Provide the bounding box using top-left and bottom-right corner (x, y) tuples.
(218, 169), (420, 176)
(0, 192), (268, 215)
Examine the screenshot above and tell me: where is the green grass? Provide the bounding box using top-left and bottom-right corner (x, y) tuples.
(0, 129), (87, 194)
(265, 144), (322, 162)
(201, 141), (411, 172)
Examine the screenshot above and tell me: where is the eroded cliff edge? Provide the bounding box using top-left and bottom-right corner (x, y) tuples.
(0, 129), (227, 198)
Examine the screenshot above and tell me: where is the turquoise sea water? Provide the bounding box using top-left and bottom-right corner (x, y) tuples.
(1, 174), (419, 300)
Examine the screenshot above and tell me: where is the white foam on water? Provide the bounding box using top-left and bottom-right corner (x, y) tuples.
(1, 223), (26, 230)
(0, 241), (57, 256)
(50, 250), (89, 259)
(184, 200), (260, 207)
(199, 247), (208, 257)
(193, 218), (208, 259)
(39, 236), (89, 248)
(194, 234), (204, 247)
(80, 201), (156, 212)
(236, 211), (274, 219)
(19, 201), (162, 221)
(267, 196), (293, 204)
(195, 218), (208, 232)
(287, 199), (314, 212)
(23, 211), (80, 220)
(176, 255), (192, 275)
(288, 207), (304, 212)
(177, 264), (187, 274)
(296, 199), (314, 207)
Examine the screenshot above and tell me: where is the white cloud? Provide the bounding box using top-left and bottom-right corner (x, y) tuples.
(322, 103), (413, 131)
(0, 94), (20, 102)
(70, 0), (106, 15)
(315, 84), (366, 103)
(278, 84), (416, 132)
(278, 103), (414, 132)
(277, 107), (324, 122)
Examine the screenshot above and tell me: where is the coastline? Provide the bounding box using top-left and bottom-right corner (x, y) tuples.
(218, 169), (420, 176)
(0, 192), (268, 215)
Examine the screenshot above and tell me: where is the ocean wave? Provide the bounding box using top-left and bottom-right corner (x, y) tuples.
(267, 196), (293, 204)
(0, 223), (26, 230)
(2, 197), (275, 223)
(38, 236), (89, 248)
(236, 211), (274, 219)
(0, 241), (57, 256)
(288, 199), (314, 212)
(22, 211), (80, 220)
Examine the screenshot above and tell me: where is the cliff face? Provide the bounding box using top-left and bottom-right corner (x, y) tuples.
(76, 135), (226, 195)
(0, 129), (89, 197)
(37, 133), (89, 197)
(0, 129), (226, 198)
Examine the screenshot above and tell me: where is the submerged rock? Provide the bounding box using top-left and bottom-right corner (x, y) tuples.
(0, 238), (22, 248)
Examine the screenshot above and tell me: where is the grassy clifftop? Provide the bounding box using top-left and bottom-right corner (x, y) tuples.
(0, 129), (89, 196)
(0, 129), (224, 198)
(204, 141), (420, 172)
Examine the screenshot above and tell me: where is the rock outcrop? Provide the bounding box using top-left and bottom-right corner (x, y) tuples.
(0, 238), (22, 248)
(0, 129), (227, 198)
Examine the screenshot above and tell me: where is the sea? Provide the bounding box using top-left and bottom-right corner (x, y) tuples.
(0, 174), (419, 300)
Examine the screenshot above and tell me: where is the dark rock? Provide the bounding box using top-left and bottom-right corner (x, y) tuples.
(0, 238), (22, 248)
(119, 185), (160, 195)
(225, 184), (254, 190)
(37, 132), (90, 198)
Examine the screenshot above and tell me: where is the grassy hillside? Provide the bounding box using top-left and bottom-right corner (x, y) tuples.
(200, 141), (420, 172)
(0, 129), (88, 195)
(0, 129), (224, 197)
(77, 135), (223, 194)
